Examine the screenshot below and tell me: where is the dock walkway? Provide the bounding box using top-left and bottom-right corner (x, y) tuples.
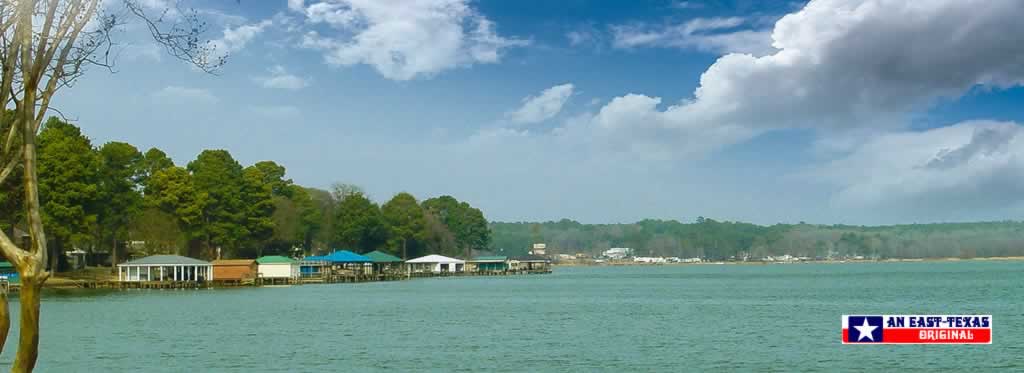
(3, 268), (553, 292)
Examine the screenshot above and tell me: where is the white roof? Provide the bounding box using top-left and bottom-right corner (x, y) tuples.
(406, 254), (465, 264)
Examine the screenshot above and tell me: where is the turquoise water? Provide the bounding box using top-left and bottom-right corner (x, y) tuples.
(0, 262), (1021, 372)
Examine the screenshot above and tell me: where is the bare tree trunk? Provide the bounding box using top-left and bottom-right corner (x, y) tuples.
(111, 237), (117, 273)
(49, 237), (59, 273)
(11, 19), (50, 365)
(0, 290), (10, 354)
(12, 273), (43, 373)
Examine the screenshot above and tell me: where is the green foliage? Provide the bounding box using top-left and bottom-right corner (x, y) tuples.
(330, 182), (364, 201)
(187, 150), (249, 256)
(37, 118), (100, 248)
(381, 192), (428, 259)
(268, 185), (322, 254)
(333, 192), (387, 252)
(240, 164), (278, 256)
(19, 118), (495, 262)
(0, 110), (23, 230)
(144, 166), (206, 239)
(96, 142), (144, 247)
(128, 207), (185, 255)
(304, 187), (336, 250)
(421, 195), (490, 256)
(250, 161), (292, 197)
(422, 210), (458, 257)
(138, 147), (174, 187)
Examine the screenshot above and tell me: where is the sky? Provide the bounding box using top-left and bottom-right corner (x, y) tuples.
(56, 0), (1024, 225)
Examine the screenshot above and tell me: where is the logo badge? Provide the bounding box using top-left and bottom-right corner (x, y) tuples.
(842, 315), (991, 344)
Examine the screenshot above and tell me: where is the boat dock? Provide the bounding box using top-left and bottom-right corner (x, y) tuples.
(0, 252), (554, 293)
(2, 268), (552, 292)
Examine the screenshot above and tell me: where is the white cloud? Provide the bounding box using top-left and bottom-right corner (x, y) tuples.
(671, 1), (705, 10)
(582, 0), (1024, 159)
(612, 17), (775, 55)
(151, 86), (218, 104)
(293, 0), (528, 80)
(211, 19), (273, 57)
(814, 121), (1024, 217)
(566, 30), (593, 47)
(254, 65), (310, 90)
(565, 23), (605, 49)
(506, 84), (575, 124)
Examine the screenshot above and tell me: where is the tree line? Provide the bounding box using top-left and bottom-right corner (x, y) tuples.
(490, 218), (1024, 260)
(0, 118), (491, 269)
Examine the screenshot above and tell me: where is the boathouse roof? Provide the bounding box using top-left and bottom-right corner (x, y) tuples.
(256, 255), (296, 264)
(212, 259), (256, 266)
(364, 250), (403, 263)
(470, 256), (508, 262)
(305, 250), (371, 263)
(119, 255), (210, 266)
(406, 254), (465, 264)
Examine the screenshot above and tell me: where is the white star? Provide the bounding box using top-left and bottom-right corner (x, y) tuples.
(854, 318), (878, 341)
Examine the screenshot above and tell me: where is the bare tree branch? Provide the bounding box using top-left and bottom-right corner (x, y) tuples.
(0, 154), (16, 185)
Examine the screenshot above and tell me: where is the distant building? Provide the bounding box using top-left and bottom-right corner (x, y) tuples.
(212, 259), (258, 282)
(118, 255), (212, 282)
(529, 243), (547, 256)
(406, 254), (465, 273)
(364, 250), (405, 274)
(511, 255), (551, 272)
(603, 248), (632, 259)
(468, 256), (510, 272)
(256, 256), (299, 280)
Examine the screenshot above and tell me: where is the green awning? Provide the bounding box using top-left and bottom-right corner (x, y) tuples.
(364, 250), (403, 263)
(256, 255), (296, 264)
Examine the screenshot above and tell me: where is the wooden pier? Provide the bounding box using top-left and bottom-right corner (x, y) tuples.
(3, 268), (553, 293)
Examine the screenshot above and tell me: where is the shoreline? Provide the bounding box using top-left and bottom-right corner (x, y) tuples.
(553, 256), (1024, 267)
(27, 256), (1024, 288)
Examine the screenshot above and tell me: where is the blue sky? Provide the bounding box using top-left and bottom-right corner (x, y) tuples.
(58, 0), (1024, 225)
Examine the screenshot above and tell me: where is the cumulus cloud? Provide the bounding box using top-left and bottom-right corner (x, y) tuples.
(507, 84), (575, 124)
(254, 65), (310, 90)
(581, 0), (1024, 159)
(612, 17), (775, 55)
(292, 0), (528, 80)
(152, 86), (218, 104)
(211, 19), (273, 57)
(814, 121), (1024, 217)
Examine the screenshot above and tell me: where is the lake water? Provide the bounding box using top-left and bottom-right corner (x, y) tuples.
(0, 261), (1021, 372)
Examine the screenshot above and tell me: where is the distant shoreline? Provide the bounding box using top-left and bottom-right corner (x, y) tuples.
(553, 256), (1024, 267)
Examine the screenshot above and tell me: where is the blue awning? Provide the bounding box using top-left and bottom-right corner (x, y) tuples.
(304, 250), (371, 263)
(323, 250), (372, 263)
